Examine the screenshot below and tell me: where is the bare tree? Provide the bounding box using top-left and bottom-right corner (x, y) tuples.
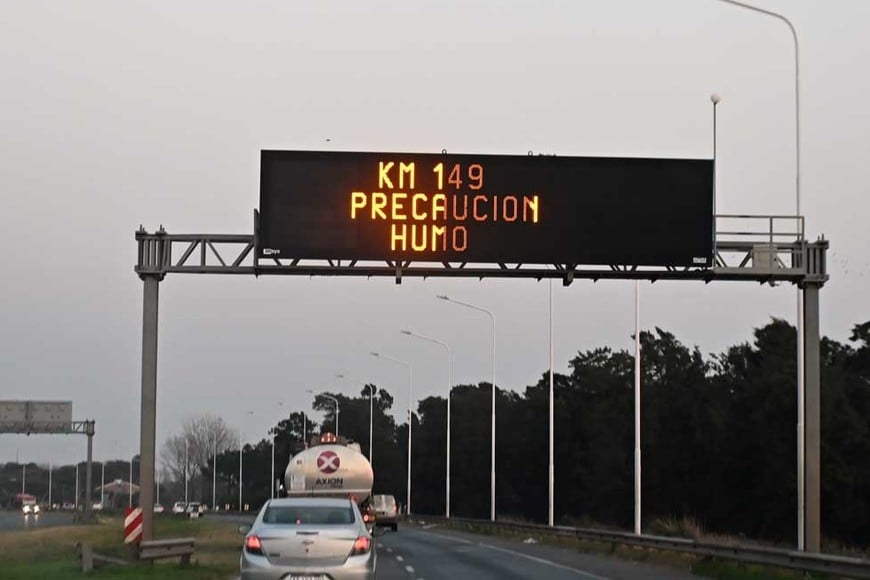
(161, 414), (234, 501)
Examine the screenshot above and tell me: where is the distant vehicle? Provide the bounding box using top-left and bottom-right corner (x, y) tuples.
(153, 503), (165, 513)
(186, 502), (203, 515)
(13, 493), (38, 514)
(92, 502), (103, 511)
(239, 497), (375, 580)
(61, 502), (75, 511)
(372, 494), (398, 531)
(171, 501), (186, 514)
(284, 432), (375, 532)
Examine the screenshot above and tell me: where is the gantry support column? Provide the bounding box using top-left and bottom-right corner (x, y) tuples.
(138, 274), (160, 541)
(85, 426), (94, 519)
(803, 282), (821, 552)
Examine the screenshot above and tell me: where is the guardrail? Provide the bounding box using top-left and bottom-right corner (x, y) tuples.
(419, 516), (870, 579)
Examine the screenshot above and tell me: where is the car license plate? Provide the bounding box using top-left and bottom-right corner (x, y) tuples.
(286, 576), (327, 580)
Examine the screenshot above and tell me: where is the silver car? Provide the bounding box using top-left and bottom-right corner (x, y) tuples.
(240, 497), (376, 580)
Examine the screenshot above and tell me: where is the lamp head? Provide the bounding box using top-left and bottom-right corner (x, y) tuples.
(436, 295), (449, 301)
(710, 93), (721, 105)
(401, 330), (412, 335)
(370, 351), (380, 357)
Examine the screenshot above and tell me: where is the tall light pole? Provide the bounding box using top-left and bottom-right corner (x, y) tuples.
(323, 394), (340, 437)
(371, 351), (413, 515)
(712, 0), (809, 552)
(129, 456), (133, 507)
(271, 402), (284, 499)
(337, 373), (377, 462)
(634, 280), (642, 536)
(212, 432), (217, 510)
(48, 462), (53, 508)
(548, 280), (555, 527)
(184, 439), (189, 505)
(75, 463), (79, 510)
(238, 428), (243, 512)
(401, 329), (452, 518)
(437, 294), (497, 521)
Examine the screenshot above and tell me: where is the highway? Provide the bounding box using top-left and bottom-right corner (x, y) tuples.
(373, 524), (697, 580)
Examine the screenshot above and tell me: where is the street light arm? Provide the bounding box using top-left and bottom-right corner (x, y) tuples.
(714, 0), (799, 214)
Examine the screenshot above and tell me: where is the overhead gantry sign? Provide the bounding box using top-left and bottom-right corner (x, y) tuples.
(134, 149), (827, 547)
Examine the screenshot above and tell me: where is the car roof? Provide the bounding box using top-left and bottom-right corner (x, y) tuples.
(266, 497), (353, 508)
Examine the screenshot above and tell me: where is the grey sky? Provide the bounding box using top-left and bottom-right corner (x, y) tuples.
(1, 0), (868, 467)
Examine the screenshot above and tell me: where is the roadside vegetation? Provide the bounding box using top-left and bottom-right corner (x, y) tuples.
(0, 515), (241, 579)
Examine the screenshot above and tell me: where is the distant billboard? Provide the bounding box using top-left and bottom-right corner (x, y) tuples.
(0, 401), (73, 434)
(258, 150), (714, 267)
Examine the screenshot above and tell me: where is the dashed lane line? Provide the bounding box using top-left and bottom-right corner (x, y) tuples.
(419, 530), (612, 580)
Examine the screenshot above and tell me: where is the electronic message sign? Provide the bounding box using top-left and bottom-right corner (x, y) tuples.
(258, 150), (714, 267)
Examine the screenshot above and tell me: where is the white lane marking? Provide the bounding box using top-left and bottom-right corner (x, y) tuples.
(421, 531), (611, 580)
(405, 565), (415, 574)
(396, 555), (404, 562)
(386, 547), (394, 553)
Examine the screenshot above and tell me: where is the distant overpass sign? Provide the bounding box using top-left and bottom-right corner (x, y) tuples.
(0, 400), (73, 434)
(258, 150), (714, 267)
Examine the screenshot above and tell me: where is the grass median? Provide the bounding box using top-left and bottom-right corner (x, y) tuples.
(0, 514), (243, 579)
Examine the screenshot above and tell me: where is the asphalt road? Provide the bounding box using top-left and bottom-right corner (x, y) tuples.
(0, 510), (75, 531)
(374, 524), (698, 580)
(217, 514), (699, 579)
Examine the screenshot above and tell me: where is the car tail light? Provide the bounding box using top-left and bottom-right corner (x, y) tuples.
(245, 535), (264, 555)
(363, 513), (371, 522)
(350, 535), (371, 555)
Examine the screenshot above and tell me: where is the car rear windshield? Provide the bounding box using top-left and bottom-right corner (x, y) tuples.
(263, 506), (355, 525)
(374, 496), (396, 508)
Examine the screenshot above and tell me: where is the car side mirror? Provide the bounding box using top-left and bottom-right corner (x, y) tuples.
(238, 525), (251, 534)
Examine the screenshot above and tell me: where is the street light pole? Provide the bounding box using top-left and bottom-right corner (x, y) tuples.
(326, 395), (340, 437)
(337, 374), (377, 463)
(238, 428), (243, 512)
(213, 433), (217, 510)
(184, 439), (189, 505)
(437, 294), (497, 521)
(371, 352), (413, 515)
(271, 402), (284, 500)
(548, 280), (555, 527)
(634, 280), (642, 536)
(712, 0), (808, 552)
(401, 330), (452, 519)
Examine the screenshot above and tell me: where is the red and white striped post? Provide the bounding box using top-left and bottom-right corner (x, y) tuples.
(124, 506), (144, 545)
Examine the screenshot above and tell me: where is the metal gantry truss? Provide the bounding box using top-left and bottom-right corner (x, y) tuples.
(136, 214), (827, 286)
(0, 420), (95, 436)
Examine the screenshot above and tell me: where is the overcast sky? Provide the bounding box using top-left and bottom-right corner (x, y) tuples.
(1, 0), (868, 468)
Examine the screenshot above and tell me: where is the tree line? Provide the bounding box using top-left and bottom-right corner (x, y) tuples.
(217, 318), (868, 546)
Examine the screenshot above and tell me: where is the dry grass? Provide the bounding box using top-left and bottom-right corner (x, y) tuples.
(0, 514), (242, 579)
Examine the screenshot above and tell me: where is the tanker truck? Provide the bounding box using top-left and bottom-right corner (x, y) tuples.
(283, 432), (376, 529)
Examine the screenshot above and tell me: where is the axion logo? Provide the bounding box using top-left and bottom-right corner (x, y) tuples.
(317, 451), (340, 474)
